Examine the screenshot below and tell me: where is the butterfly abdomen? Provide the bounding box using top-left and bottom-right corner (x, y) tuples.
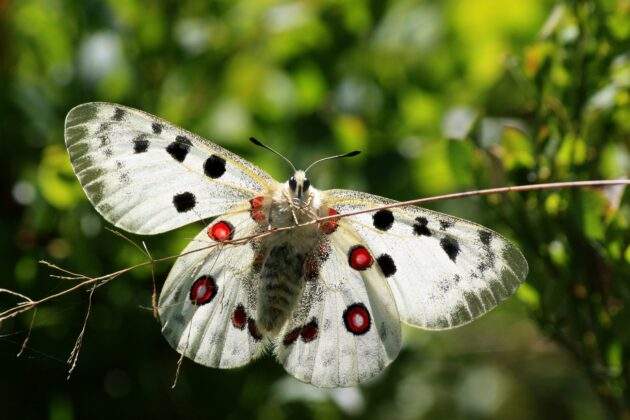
(258, 243), (305, 334)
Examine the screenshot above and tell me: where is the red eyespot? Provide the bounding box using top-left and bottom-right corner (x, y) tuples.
(249, 196), (266, 222)
(232, 304), (247, 329)
(208, 221), (234, 241)
(343, 303), (371, 335)
(348, 245), (373, 270)
(320, 208), (339, 234)
(300, 320), (318, 342)
(189, 276), (217, 305)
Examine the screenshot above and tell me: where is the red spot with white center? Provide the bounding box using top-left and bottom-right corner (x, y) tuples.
(250, 196), (266, 222)
(300, 319), (318, 342)
(232, 304), (247, 329)
(208, 220), (234, 241)
(282, 327), (301, 346)
(189, 276), (217, 305)
(320, 208), (339, 234)
(343, 303), (371, 335)
(348, 245), (373, 270)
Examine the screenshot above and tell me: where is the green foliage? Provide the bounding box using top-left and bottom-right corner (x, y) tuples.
(0, 0), (628, 419)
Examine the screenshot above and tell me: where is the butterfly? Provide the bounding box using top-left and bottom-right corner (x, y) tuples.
(64, 102), (528, 387)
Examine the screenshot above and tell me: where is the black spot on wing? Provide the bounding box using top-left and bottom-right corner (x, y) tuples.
(413, 216), (431, 236)
(133, 134), (149, 153)
(439, 220), (453, 230)
(204, 154), (227, 178)
(247, 319), (263, 341)
(478, 261), (489, 272)
(98, 122), (112, 134)
(98, 135), (110, 147)
(479, 230), (492, 246)
(177, 135), (192, 145)
(372, 209), (394, 231)
(440, 237), (460, 262)
(113, 107), (125, 121)
(376, 254), (397, 277)
(151, 122), (163, 134)
(173, 192), (196, 212)
(166, 135), (192, 162)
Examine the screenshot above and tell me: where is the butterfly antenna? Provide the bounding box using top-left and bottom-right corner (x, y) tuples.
(304, 150), (361, 174)
(249, 137), (296, 172)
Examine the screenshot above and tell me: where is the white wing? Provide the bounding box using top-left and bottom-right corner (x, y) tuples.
(158, 211), (267, 368)
(64, 102), (276, 234)
(323, 189), (528, 330)
(275, 230), (402, 387)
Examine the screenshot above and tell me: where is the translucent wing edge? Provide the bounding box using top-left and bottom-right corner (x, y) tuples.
(65, 102), (276, 189)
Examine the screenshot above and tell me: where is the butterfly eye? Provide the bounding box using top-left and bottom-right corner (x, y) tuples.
(303, 179), (310, 191)
(289, 177), (297, 191)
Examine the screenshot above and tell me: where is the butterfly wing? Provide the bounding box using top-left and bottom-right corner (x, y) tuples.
(158, 210), (267, 368)
(274, 231), (402, 388)
(64, 102), (276, 234)
(323, 189), (528, 330)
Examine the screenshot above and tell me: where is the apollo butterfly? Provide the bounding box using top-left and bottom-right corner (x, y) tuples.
(64, 102), (528, 387)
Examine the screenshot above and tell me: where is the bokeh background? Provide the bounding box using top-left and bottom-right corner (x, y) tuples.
(1, 0), (629, 419)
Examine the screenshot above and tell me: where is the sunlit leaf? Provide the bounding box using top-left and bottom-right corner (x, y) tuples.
(516, 283), (540, 309)
(37, 145), (83, 209)
(333, 115), (367, 151)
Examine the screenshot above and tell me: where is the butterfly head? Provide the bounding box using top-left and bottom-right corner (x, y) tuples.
(286, 170), (311, 202)
(248, 136), (359, 206)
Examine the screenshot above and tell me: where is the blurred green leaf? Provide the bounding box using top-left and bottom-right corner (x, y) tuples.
(2, 1), (629, 419)
(37, 145), (83, 209)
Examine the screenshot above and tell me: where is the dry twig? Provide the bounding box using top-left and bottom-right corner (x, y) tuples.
(0, 179), (626, 379)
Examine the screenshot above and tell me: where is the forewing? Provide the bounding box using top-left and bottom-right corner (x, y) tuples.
(64, 102), (276, 234)
(158, 211), (266, 368)
(275, 231), (402, 387)
(324, 189), (528, 330)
